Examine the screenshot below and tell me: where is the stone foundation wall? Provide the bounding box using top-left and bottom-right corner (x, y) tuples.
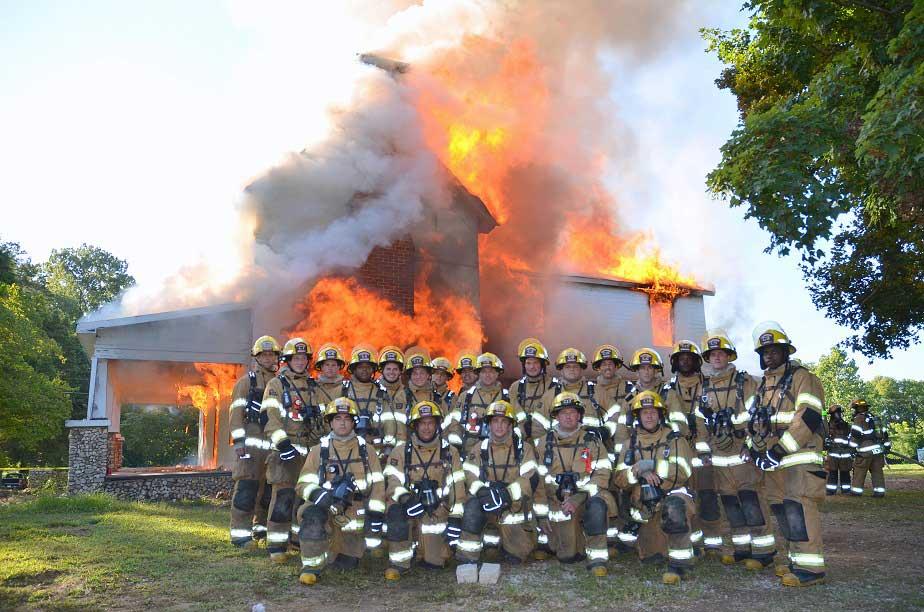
(67, 425), (109, 494)
(103, 471), (233, 502)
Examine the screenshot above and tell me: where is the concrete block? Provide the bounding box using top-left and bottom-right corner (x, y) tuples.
(456, 563), (479, 584)
(478, 563), (500, 585)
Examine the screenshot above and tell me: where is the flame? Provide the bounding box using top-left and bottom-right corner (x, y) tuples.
(287, 263), (484, 365)
(412, 33), (699, 311)
(175, 363), (241, 411)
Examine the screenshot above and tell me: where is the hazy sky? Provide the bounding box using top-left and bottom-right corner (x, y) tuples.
(1, 1), (920, 380)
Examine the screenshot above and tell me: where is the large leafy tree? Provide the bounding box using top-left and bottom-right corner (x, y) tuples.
(0, 284), (71, 465)
(43, 244), (135, 314)
(703, 1), (923, 358)
(808, 346), (868, 409)
(0, 240), (135, 465)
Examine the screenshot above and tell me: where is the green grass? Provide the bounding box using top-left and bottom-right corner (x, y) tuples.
(1, 470), (923, 611)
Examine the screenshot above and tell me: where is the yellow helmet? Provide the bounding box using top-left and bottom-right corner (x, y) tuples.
(251, 335), (282, 357)
(475, 352), (504, 373)
(408, 400), (443, 425)
(829, 403), (843, 414)
(282, 337), (312, 359)
(455, 352), (478, 373)
(484, 400), (517, 422)
(551, 391), (584, 416)
(669, 340), (702, 373)
(517, 337), (550, 364)
(591, 344), (622, 370)
(555, 347), (588, 370)
(752, 321), (797, 354)
(314, 343), (346, 369)
(631, 390), (667, 417)
(348, 345), (378, 371)
(629, 348), (663, 371)
(850, 399), (869, 413)
(405, 346), (433, 371)
(323, 396), (359, 420)
(701, 331), (738, 362)
(378, 345), (406, 371)
(431, 357), (454, 379)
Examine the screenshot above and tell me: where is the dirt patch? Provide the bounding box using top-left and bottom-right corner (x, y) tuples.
(3, 570), (63, 587)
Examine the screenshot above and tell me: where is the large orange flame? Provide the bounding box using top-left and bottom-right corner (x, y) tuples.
(412, 36), (698, 302)
(175, 363), (241, 411)
(287, 264), (484, 366)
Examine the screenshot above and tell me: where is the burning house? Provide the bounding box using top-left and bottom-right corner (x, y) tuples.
(65, 44), (715, 499)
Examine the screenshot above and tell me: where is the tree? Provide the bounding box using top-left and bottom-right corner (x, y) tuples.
(808, 346), (867, 410)
(867, 375), (924, 426)
(42, 244), (135, 315)
(703, 1), (923, 358)
(120, 406), (199, 467)
(887, 421), (924, 458)
(0, 284), (71, 465)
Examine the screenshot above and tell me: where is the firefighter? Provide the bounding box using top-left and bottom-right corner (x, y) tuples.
(457, 400), (539, 565)
(377, 346), (408, 456)
(606, 348), (665, 449)
(613, 391), (696, 585)
(294, 397), (386, 585)
(849, 399), (891, 497)
(509, 338), (556, 442)
(444, 352), (479, 448)
(534, 348), (608, 444)
(447, 352), (510, 455)
(262, 338), (327, 563)
(824, 404), (854, 495)
(592, 344), (630, 417)
(535, 392), (614, 576)
(700, 331), (776, 569)
(383, 400), (466, 580)
(607, 348), (666, 552)
(228, 335), (280, 549)
(431, 356), (456, 415)
(404, 346), (442, 409)
(313, 343), (347, 405)
(343, 345), (388, 451)
(746, 321), (827, 587)
(663, 340), (721, 557)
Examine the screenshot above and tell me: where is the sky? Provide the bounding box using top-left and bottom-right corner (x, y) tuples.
(1, 1), (920, 381)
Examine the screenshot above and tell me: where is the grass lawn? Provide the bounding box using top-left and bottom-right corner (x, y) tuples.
(2, 465), (922, 611)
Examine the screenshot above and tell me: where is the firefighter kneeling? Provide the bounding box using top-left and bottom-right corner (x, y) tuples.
(614, 390), (697, 584)
(535, 392), (614, 576)
(457, 400), (539, 565)
(383, 401), (466, 580)
(294, 397), (385, 586)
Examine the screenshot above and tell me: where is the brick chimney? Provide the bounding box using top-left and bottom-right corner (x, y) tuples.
(356, 237), (415, 315)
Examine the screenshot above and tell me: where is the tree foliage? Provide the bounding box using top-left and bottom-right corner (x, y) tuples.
(703, 1), (923, 358)
(808, 346), (867, 410)
(43, 244), (135, 315)
(0, 284), (71, 465)
(0, 239), (134, 466)
(120, 406), (199, 467)
(866, 375), (924, 426)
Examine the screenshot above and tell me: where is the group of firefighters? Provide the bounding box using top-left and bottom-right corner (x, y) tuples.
(224, 321), (892, 589)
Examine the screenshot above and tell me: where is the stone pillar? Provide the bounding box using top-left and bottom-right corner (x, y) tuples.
(66, 420), (110, 495)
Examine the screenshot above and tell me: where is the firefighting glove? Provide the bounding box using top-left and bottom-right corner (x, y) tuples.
(754, 445), (784, 471)
(823, 436), (832, 451)
(475, 486), (500, 513)
(400, 493), (425, 518)
(365, 511), (384, 536)
(308, 487), (333, 511)
(445, 517), (462, 544)
(277, 439), (298, 462)
(246, 400), (262, 423)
